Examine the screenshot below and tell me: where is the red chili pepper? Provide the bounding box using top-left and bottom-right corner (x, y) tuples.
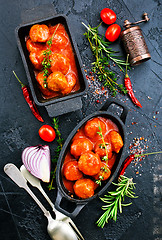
(118, 154), (135, 176)
(124, 55), (142, 108)
(13, 71), (44, 122)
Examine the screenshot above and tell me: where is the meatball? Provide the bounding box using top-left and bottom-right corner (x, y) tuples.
(72, 128), (85, 142)
(50, 53), (70, 75)
(29, 24), (49, 43)
(29, 50), (44, 70)
(47, 71), (68, 92)
(109, 131), (123, 153)
(61, 72), (77, 95)
(26, 38), (46, 52)
(63, 161), (83, 181)
(93, 162), (111, 181)
(84, 118), (106, 139)
(70, 138), (93, 159)
(94, 139), (112, 159)
(78, 151), (101, 176)
(36, 72), (54, 96)
(73, 178), (95, 199)
(50, 29), (69, 50)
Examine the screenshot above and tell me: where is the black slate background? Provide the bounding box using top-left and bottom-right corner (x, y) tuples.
(0, 0), (161, 240)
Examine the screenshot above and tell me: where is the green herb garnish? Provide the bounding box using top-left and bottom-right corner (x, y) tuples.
(96, 124), (109, 185)
(96, 175), (137, 228)
(41, 24), (60, 88)
(48, 117), (64, 190)
(82, 22), (128, 96)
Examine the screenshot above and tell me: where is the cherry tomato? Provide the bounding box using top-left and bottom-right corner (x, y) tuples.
(39, 125), (56, 142)
(100, 8), (116, 25)
(105, 24), (121, 42)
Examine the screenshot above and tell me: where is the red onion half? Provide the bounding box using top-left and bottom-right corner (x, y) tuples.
(22, 145), (51, 182)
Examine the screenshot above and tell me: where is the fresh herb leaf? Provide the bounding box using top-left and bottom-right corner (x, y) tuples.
(96, 123), (110, 185)
(82, 22), (129, 96)
(48, 117), (64, 190)
(96, 175), (137, 228)
(41, 24), (60, 88)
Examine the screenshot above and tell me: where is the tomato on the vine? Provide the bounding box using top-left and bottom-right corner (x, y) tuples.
(105, 24), (121, 42)
(100, 8), (116, 25)
(39, 125), (56, 142)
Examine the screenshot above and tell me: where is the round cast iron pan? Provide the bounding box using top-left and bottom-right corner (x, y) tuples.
(55, 99), (128, 218)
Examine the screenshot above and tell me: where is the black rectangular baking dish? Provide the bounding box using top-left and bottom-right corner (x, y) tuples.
(15, 13), (88, 117)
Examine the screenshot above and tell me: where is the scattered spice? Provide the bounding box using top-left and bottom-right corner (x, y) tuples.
(13, 71), (44, 122)
(84, 68), (109, 104)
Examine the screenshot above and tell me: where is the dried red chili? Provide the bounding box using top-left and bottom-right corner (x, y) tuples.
(124, 55), (142, 108)
(13, 71), (44, 122)
(118, 154), (135, 176)
(119, 151), (162, 176)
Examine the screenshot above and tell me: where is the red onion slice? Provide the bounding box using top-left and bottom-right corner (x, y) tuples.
(22, 145), (51, 182)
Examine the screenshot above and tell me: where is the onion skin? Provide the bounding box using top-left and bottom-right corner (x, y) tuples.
(22, 145), (51, 182)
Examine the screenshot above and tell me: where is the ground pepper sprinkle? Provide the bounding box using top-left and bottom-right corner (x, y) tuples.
(128, 137), (150, 175)
(83, 67), (109, 103)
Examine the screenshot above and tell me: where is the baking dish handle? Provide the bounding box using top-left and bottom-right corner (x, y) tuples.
(45, 97), (82, 117)
(55, 189), (86, 218)
(100, 98), (129, 123)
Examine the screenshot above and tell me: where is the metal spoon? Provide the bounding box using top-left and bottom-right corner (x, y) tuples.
(4, 163), (78, 240)
(20, 165), (84, 240)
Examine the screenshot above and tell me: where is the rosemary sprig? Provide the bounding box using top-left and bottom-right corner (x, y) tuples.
(96, 175), (137, 228)
(41, 23), (60, 88)
(48, 117), (64, 190)
(82, 22), (128, 96)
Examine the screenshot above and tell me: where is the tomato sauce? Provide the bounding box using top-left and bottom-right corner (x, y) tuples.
(62, 117), (123, 197)
(26, 23), (80, 99)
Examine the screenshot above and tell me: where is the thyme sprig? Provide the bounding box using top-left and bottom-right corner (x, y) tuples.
(48, 117), (64, 190)
(41, 23), (60, 88)
(82, 22), (128, 96)
(96, 124), (109, 185)
(96, 175), (137, 228)
(97, 124), (109, 162)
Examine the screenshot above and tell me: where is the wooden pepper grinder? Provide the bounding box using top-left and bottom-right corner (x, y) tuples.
(120, 13), (151, 66)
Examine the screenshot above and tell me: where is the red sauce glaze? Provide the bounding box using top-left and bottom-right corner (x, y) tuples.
(62, 117), (124, 199)
(26, 23), (80, 99)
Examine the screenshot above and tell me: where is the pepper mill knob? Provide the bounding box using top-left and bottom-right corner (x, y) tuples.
(143, 12), (149, 21)
(123, 12), (150, 28)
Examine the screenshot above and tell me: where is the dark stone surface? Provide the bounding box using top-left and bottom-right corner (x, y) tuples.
(0, 0), (161, 239)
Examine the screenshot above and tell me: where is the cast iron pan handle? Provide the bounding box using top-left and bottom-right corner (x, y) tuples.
(55, 189), (86, 218)
(100, 98), (128, 123)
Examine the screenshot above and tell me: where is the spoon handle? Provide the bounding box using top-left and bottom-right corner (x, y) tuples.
(39, 184), (55, 210)
(25, 184), (50, 218)
(4, 163), (50, 219)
